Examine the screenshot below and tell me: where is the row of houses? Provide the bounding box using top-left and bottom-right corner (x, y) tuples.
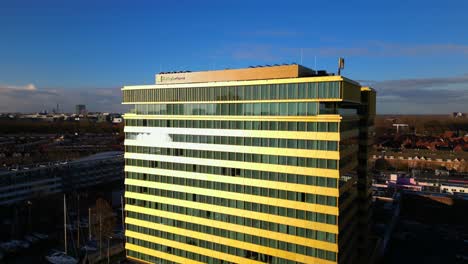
(372, 155), (467, 171)
(376, 133), (468, 152)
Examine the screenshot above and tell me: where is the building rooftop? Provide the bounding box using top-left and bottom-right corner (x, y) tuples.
(155, 64), (323, 84)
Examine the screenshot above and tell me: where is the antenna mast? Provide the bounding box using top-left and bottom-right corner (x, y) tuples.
(300, 48), (303, 64)
(338, 57), (345, 75)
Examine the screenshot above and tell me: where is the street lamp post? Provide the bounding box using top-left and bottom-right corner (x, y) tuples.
(107, 236), (113, 264)
(26, 200), (32, 232)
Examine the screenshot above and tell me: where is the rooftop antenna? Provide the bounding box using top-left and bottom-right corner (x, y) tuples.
(300, 48), (303, 64)
(338, 57), (345, 75)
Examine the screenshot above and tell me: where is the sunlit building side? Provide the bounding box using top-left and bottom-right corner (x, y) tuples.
(122, 64), (376, 264)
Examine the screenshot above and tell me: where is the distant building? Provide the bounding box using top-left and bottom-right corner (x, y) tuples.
(0, 151), (123, 206)
(451, 112), (466, 118)
(440, 183), (467, 195)
(75, 104), (87, 115)
(112, 117), (123, 124)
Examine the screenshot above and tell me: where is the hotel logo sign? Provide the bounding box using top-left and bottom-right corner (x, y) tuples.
(157, 74), (187, 83)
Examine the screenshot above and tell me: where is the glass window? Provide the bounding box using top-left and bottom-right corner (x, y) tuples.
(328, 122), (338, 132)
(318, 82), (327, 98)
(269, 122), (277, 130)
(298, 103), (307, 115)
(269, 84), (278, 100)
(288, 103), (297, 116)
(237, 86), (244, 100)
(279, 103), (288, 116)
(279, 122), (288, 131)
(279, 84), (287, 99)
(288, 83), (297, 99)
(318, 123), (327, 132)
(244, 104), (252, 115)
(261, 103), (269, 115)
(287, 140), (297, 148)
(253, 103), (261, 115)
(288, 122), (297, 131)
(270, 103), (279, 115)
(308, 82), (317, 98)
(307, 122), (317, 131)
(252, 86), (260, 100)
(261, 85), (269, 100)
(297, 122), (306, 131)
(307, 103), (317, 115)
(298, 83), (306, 98)
(242, 86), (250, 100)
(221, 104), (228, 115)
(229, 104), (236, 116)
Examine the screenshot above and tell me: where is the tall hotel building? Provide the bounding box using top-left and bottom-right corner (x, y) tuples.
(122, 64), (376, 264)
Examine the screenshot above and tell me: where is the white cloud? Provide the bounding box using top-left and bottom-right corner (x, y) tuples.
(0, 83), (37, 91)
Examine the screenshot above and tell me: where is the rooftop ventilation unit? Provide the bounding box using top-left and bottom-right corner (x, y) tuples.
(316, 70), (328, 76)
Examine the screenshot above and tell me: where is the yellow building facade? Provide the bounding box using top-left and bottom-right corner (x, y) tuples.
(122, 64), (376, 264)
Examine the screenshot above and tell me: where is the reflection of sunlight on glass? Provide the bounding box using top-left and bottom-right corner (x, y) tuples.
(134, 129), (173, 145)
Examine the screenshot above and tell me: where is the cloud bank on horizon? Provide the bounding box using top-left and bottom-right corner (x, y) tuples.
(0, 84), (128, 113)
(363, 73), (468, 114)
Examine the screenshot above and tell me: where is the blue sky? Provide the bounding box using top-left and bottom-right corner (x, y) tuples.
(1, 0), (467, 113)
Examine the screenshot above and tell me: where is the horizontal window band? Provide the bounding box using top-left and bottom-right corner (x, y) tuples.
(124, 154), (340, 178)
(122, 75), (350, 89)
(125, 179), (339, 215)
(124, 98), (342, 104)
(126, 203), (337, 242)
(131, 102), (321, 116)
(125, 166), (339, 196)
(125, 205), (338, 252)
(125, 189), (336, 228)
(123, 115), (342, 121)
(126, 161), (338, 187)
(125, 141), (339, 159)
(124, 192), (338, 233)
(126, 224), (336, 264)
(125, 126), (341, 141)
(124, 146), (338, 169)
(127, 234), (285, 264)
(126, 243), (210, 264)
(122, 78), (343, 94)
(125, 175), (337, 207)
(126, 217), (337, 260)
(126, 202), (336, 246)
(125, 133), (339, 152)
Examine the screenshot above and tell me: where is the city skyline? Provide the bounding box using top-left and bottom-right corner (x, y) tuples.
(1, 0), (468, 113)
